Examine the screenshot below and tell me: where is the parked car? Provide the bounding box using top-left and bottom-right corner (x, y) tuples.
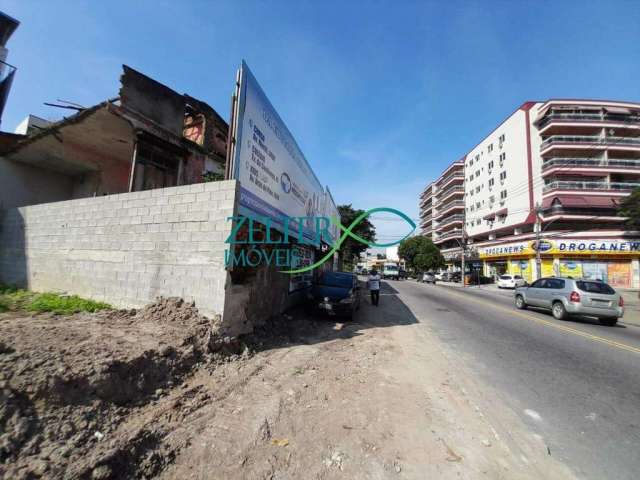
(308, 271), (361, 319)
(434, 272), (444, 281)
(450, 272), (462, 283)
(399, 269), (408, 280)
(514, 277), (624, 325)
(422, 272), (436, 284)
(497, 274), (527, 289)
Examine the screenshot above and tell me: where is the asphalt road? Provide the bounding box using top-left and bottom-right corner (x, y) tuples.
(390, 279), (640, 480)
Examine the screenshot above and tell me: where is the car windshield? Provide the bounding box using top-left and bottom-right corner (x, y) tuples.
(514, 275), (522, 279)
(500, 275), (512, 280)
(385, 266), (398, 271)
(317, 273), (353, 288)
(576, 281), (615, 295)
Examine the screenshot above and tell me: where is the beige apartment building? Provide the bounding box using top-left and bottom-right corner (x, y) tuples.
(419, 99), (640, 288)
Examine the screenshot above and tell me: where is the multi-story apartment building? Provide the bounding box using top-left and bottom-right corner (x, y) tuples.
(419, 160), (465, 267)
(420, 99), (640, 288)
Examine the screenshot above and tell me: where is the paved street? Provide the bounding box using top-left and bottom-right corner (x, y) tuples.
(393, 278), (640, 480)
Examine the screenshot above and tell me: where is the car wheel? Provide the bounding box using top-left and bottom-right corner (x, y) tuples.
(552, 301), (567, 320)
(599, 317), (618, 326)
(515, 295), (527, 310)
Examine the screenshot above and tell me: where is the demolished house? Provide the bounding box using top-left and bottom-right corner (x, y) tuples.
(0, 62), (333, 336)
(0, 65), (228, 209)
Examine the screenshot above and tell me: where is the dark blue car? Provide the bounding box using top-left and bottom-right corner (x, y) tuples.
(307, 271), (361, 319)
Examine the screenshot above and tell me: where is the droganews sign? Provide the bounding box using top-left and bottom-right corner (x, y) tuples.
(478, 239), (640, 258)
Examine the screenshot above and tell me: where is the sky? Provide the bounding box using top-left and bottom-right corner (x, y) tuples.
(2, 0), (640, 245)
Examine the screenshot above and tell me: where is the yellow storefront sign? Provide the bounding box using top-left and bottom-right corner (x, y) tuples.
(478, 239), (640, 259)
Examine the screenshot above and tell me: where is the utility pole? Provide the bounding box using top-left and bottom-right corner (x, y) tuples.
(461, 241), (466, 288)
(534, 203), (543, 280)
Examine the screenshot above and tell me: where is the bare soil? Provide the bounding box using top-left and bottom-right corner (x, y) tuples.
(1, 295), (576, 479)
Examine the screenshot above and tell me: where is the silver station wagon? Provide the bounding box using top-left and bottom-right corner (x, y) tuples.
(514, 277), (624, 326)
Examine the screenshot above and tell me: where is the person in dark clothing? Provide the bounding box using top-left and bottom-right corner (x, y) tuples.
(368, 269), (381, 306)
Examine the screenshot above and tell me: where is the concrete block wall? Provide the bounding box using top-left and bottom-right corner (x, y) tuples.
(0, 180), (238, 321)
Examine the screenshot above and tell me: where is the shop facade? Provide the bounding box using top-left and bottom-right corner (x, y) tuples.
(478, 238), (640, 289)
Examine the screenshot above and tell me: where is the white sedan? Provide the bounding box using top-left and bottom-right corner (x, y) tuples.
(497, 275), (527, 289)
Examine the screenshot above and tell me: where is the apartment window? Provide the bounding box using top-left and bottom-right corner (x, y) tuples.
(475, 154), (480, 162)
(499, 134), (506, 143)
(470, 158), (474, 166)
(499, 152), (506, 166)
(475, 170), (480, 178)
(500, 171), (507, 182)
(488, 143), (493, 153)
(470, 205), (475, 212)
(488, 160), (494, 171)
(475, 186), (480, 193)
(500, 189), (507, 199)
(488, 178), (495, 188)
(476, 201), (481, 209)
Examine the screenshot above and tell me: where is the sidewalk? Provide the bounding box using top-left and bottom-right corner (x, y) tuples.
(427, 280), (640, 328)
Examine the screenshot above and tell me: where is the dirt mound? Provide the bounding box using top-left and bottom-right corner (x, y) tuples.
(0, 297), (234, 480)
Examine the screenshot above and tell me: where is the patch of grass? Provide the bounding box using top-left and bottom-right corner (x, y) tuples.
(0, 284), (111, 315)
(0, 285), (34, 311)
(27, 293), (111, 314)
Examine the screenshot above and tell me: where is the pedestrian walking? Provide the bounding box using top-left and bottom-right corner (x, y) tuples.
(368, 269), (381, 306)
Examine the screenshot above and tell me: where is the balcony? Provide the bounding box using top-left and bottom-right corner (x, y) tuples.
(436, 172), (464, 190)
(435, 214), (464, 230)
(537, 112), (640, 129)
(542, 157), (640, 170)
(435, 185), (464, 203)
(435, 200), (465, 218)
(420, 212), (433, 223)
(420, 187), (433, 199)
(0, 60), (17, 121)
(434, 229), (464, 243)
(541, 135), (640, 152)
(543, 181), (640, 193)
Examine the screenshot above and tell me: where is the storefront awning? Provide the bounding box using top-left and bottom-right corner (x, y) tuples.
(543, 195), (620, 209)
(495, 208), (508, 217)
(483, 212), (496, 221)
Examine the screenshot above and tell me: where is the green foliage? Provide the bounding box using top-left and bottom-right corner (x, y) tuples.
(398, 235), (445, 273)
(0, 284), (111, 315)
(336, 204), (376, 270)
(28, 293), (111, 314)
(203, 171), (225, 182)
(618, 188), (640, 229)
(0, 285), (32, 311)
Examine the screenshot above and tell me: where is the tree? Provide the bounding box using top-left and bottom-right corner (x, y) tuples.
(398, 235), (444, 273)
(618, 188), (640, 229)
(336, 204), (376, 271)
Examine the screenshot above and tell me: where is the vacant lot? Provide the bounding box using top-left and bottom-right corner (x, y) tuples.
(1, 286), (575, 479)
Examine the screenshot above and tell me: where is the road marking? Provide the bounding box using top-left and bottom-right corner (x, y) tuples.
(440, 287), (640, 356)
